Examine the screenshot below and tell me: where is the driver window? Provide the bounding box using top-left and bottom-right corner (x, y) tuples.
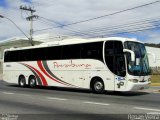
(115, 56), (126, 77)
(105, 41), (126, 77)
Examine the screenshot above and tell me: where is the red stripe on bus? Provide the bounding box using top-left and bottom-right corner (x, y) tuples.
(37, 61), (67, 86)
(24, 63), (48, 86)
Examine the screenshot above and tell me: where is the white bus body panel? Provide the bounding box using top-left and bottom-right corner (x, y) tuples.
(3, 59), (115, 90)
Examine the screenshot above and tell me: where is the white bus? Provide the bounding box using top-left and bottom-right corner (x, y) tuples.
(3, 37), (151, 93)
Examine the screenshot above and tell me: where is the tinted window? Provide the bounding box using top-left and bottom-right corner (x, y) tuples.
(31, 48), (46, 60)
(105, 41), (114, 55)
(4, 42), (104, 62)
(10, 51), (19, 61)
(19, 49), (32, 61)
(105, 56), (114, 73)
(81, 42), (103, 61)
(4, 49), (32, 62)
(114, 41), (124, 54)
(4, 51), (10, 62)
(46, 46), (62, 60)
(105, 41), (126, 77)
(115, 55), (126, 76)
(62, 44), (80, 59)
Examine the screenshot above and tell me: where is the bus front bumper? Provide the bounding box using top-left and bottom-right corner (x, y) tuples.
(125, 81), (150, 91)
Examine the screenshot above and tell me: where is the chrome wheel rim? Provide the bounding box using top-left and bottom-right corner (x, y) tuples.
(20, 79), (25, 86)
(30, 79), (35, 86)
(94, 81), (103, 91)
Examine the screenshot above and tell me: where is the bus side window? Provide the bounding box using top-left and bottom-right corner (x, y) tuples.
(105, 41), (114, 55)
(62, 44), (81, 59)
(46, 46), (62, 60)
(4, 51), (10, 62)
(31, 48), (46, 61)
(81, 42), (103, 61)
(9, 51), (19, 62)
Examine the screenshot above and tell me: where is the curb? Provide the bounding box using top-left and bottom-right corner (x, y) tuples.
(140, 90), (160, 93)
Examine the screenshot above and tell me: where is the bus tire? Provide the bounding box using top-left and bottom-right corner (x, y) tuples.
(91, 78), (104, 94)
(18, 75), (26, 87)
(29, 75), (37, 88)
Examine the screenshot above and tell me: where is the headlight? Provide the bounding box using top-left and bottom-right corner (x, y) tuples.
(148, 78), (151, 84)
(128, 79), (138, 83)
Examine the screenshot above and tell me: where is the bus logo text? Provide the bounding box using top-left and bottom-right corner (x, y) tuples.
(53, 60), (91, 69)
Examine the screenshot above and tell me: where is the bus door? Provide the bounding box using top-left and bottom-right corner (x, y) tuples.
(105, 41), (126, 91)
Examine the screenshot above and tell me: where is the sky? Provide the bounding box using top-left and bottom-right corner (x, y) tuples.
(0, 0), (160, 43)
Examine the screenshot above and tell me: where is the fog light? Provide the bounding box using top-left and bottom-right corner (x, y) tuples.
(129, 79), (138, 83)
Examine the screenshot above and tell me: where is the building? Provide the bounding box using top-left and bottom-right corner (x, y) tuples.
(146, 46), (160, 73)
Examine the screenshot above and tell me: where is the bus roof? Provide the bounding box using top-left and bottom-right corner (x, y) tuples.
(5, 37), (142, 51)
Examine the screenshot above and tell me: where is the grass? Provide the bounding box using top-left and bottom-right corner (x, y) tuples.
(150, 75), (160, 86)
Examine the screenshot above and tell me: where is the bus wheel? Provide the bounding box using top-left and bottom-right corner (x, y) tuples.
(91, 79), (104, 94)
(18, 75), (26, 87)
(29, 76), (37, 88)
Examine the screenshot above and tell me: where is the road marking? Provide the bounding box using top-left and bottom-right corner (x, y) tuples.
(17, 93), (31, 97)
(134, 107), (160, 112)
(84, 101), (110, 106)
(2, 92), (15, 95)
(47, 97), (68, 101)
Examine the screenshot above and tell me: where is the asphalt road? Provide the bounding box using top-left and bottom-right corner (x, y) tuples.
(0, 80), (160, 120)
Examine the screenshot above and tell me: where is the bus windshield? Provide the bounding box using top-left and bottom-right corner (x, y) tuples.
(124, 41), (150, 76)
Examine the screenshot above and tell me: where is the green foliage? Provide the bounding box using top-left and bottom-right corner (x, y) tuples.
(145, 43), (160, 48)
(150, 67), (160, 75)
(151, 75), (160, 83)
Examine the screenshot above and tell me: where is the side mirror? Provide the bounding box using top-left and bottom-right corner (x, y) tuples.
(147, 52), (156, 63)
(123, 49), (135, 62)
